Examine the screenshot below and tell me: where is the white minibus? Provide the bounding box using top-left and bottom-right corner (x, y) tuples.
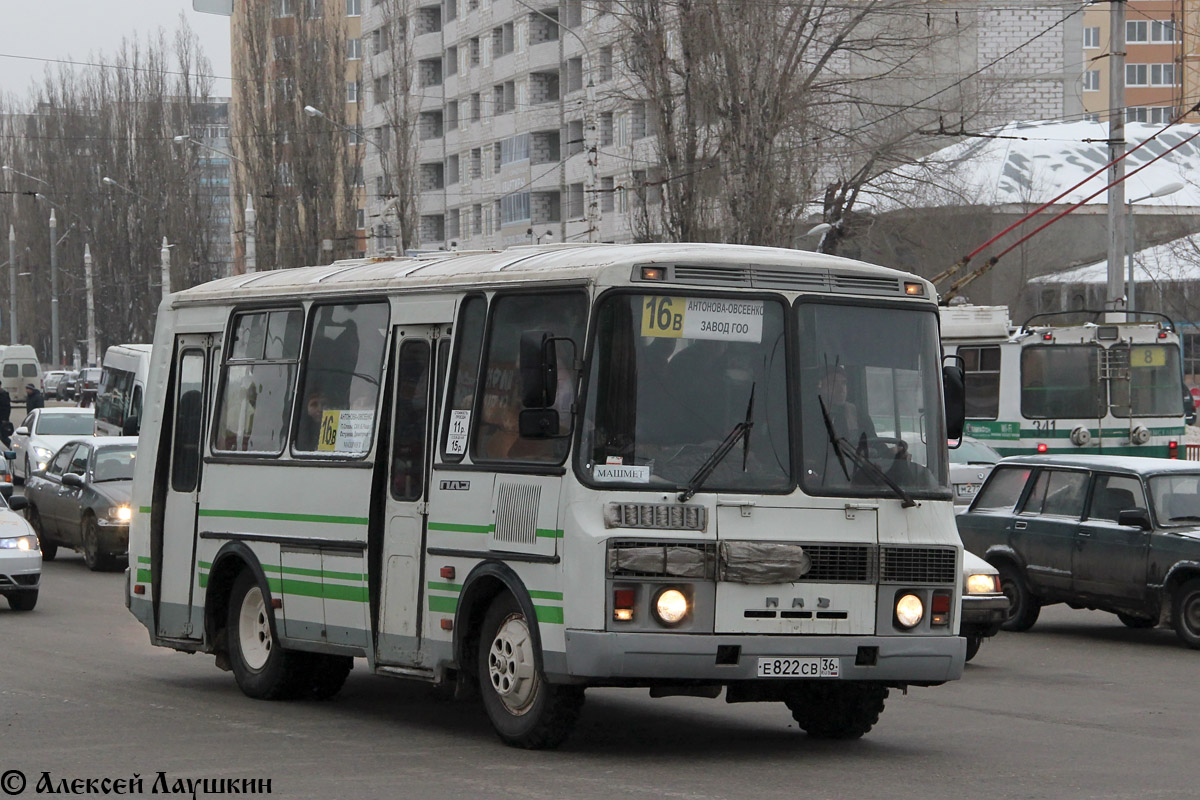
(0, 345), (43, 404)
(127, 243), (967, 748)
(95, 344), (153, 436)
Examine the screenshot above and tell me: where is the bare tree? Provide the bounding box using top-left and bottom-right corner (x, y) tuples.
(231, 0), (363, 271)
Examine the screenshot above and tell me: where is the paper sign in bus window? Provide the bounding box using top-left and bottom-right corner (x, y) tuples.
(594, 464), (651, 483)
(318, 409), (375, 452)
(641, 296), (764, 342)
(1130, 346), (1167, 368)
(446, 409), (471, 455)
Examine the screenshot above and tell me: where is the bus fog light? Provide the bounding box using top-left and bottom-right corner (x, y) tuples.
(653, 588), (689, 626)
(895, 593), (924, 628)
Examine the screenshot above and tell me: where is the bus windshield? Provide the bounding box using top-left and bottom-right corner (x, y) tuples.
(798, 302), (948, 498)
(1111, 344), (1183, 418)
(580, 293), (792, 492)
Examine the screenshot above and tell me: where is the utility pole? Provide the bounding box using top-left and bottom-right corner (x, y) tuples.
(49, 209), (60, 365)
(160, 236), (172, 297)
(245, 195), (257, 274)
(7, 225), (15, 344)
(84, 244), (96, 367)
(1106, 0), (1127, 322)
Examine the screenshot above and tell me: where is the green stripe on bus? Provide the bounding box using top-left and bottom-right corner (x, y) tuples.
(528, 590), (563, 601)
(137, 556), (151, 565)
(138, 506), (152, 514)
(427, 581), (462, 593)
(536, 529), (564, 539)
(1016, 427), (1185, 439)
(428, 521), (492, 534)
(197, 508), (369, 526)
(534, 605), (564, 624)
(261, 564), (366, 583)
(428, 595), (459, 613)
(136, 569), (152, 583)
(199, 572), (209, 589)
(276, 578), (368, 602)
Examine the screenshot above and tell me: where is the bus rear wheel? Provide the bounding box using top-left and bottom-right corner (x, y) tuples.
(227, 570), (308, 700)
(785, 683), (889, 739)
(477, 593), (583, 749)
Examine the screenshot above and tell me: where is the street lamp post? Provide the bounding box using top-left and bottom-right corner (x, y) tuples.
(84, 244), (96, 367)
(7, 225), (14, 345)
(48, 209), (60, 365)
(1126, 181), (1185, 317)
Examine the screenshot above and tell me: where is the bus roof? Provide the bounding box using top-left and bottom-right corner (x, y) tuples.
(169, 243), (932, 306)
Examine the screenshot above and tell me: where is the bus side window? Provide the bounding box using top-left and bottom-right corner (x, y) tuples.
(441, 295), (487, 462)
(214, 308), (303, 455)
(292, 302), (390, 456)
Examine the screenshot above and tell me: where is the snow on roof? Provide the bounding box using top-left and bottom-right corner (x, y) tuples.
(1031, 234), (1200, 284)
(860, 119), (1200, 212)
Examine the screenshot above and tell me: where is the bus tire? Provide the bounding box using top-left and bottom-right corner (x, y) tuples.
(227, 569), (307, 700)
(785, 683), (888, 740)
(477, 592), (583, 749)
(303, 654), (353, 701)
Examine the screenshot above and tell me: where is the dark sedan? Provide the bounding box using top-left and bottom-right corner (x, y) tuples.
(957, 455), (1200, 648)
(25, 437), (137, 571)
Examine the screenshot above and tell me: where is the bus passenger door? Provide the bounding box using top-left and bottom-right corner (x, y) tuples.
(157, 336), (212, 639)
(375, 326), (444, 666)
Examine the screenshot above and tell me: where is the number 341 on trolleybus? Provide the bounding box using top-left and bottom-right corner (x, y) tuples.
(126, 243), (968, 749)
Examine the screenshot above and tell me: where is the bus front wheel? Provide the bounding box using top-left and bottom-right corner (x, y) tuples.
(477, 593), (583, 749)
(227, 570), (308, 700)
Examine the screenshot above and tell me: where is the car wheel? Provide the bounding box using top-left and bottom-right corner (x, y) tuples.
(7, 591), (37, 611)
(785, 683), (889, 739)
(227, 570), (308, 700)
(81, 516), (104, 572)
(997, 562), (1041, 632)
(1171, 578), (1200, 649)
(478, 593), (584, 749)
(1117, 612), (1156, 629)
(964, 635), (982, 662)
(26, 505), (56, 561)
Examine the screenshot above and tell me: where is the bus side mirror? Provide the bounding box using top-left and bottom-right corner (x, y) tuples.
(520, 330), (557, 409)
(943, 361), (966, 442)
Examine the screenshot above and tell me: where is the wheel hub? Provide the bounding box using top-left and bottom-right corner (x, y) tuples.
(487, 614), (537, 714)
(237, 585), (272, 671)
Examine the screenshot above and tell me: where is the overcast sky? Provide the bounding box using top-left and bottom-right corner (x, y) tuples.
(0, 0), (232, 98)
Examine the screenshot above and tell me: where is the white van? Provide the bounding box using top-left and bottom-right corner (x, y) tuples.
(0, 345), (43, 405)
(94, 344), (152, 436)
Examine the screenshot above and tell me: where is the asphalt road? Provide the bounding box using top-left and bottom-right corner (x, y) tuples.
(2, 553), (1197, 800)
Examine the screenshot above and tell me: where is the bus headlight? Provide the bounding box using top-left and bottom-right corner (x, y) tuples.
(653, 588), (689, 626)
(895, 593), (924, 628)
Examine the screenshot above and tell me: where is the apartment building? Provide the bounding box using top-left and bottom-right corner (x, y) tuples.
(189, 98), (235, 276)
(1081, 0), (1190, 124)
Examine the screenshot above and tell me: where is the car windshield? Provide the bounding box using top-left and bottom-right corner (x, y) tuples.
(1148, 473), (1200, 525)
(798, 302), (949, 498)
(950, 440), (1001, 465)
(36, 414), (96, 436)
(580, 293), (791, 492)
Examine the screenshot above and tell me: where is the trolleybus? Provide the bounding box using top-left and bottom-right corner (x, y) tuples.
(941, 305), (1186, 463)
(127, 243), (967, 748)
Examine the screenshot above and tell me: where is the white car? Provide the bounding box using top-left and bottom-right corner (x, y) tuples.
(960, 551), (1008, 662)
(12, 408), (97, 483)
(0, 489), (39, 611)
(950, 436), (1002, 506)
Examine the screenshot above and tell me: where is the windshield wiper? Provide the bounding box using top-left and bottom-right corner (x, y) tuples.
(678, 384), (755, 503)
(1169, 515), (1200, 523)
(817, 396), (915, 509)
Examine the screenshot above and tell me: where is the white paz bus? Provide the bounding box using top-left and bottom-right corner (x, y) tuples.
(127, 243), (967, 748)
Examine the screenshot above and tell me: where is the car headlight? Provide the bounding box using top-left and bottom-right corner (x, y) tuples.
(32, 446), (52, 469)
(0, 535), (39, 551)
(107, 506), (133, 523)
(966, 573), (1001, 595)
(895, 593), (924, 628)
(652, 587), (690, 626)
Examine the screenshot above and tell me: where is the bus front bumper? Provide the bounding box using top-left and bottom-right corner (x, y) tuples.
(555, 631), (964, 685)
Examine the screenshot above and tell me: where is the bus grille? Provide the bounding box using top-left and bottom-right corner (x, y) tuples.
(880, 546), (957, 584)
(798, 545), (875, 583)
(655, 264), (906, 297)
(608, 540), (717, 579)
(604, 502), (707, 531)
